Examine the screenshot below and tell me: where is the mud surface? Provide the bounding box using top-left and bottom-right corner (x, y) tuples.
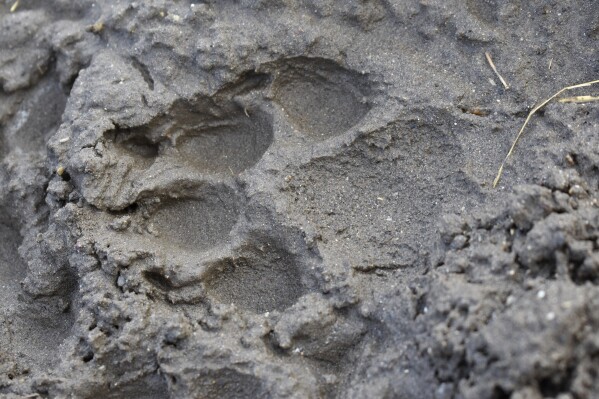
(1, 1), (599, 398)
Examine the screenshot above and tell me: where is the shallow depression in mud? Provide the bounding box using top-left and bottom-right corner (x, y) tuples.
(203, 243), (308, 313)
(110, 102), (274, 176)
(116, 130), (160, 159)
(150, 187), (240, 251)
(272, 57), (371, 140)
(282, 113), (480, 269)
(177, 109), (273, 175)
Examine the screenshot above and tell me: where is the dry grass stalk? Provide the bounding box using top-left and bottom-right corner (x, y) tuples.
(557, 95), (599, 104)
(493, 79), (599, 188)
(486, 52), (509, 89)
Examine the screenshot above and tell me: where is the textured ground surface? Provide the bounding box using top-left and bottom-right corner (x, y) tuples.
(1, 1), (599, 398)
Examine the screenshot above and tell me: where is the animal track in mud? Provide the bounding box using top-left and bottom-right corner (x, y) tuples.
(176, 110), (273, 175)
(149, 185), (240, 251)
(109, 99), (273, 176)
(203, 239), (312, 313)
(283, 112), (480, 269)
(272, 57), (371, 140)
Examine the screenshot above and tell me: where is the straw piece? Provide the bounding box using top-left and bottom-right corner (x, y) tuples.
(485, 52), (509, 89)
(493, 79), (599, 188)
(557, 95), (599, 104)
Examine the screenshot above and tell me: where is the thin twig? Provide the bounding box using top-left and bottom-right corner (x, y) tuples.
(485, 52), (509, 89)
(557, 95), (599, 104)
(493, 79), (599, 188)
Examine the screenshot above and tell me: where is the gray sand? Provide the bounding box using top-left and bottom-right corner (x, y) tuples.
(1, 1), (599, 398)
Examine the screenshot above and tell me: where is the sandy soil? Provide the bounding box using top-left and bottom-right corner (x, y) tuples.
(1, 1), (599, 398)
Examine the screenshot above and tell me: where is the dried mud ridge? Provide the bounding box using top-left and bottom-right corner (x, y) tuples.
(1, 1), (599, 398)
